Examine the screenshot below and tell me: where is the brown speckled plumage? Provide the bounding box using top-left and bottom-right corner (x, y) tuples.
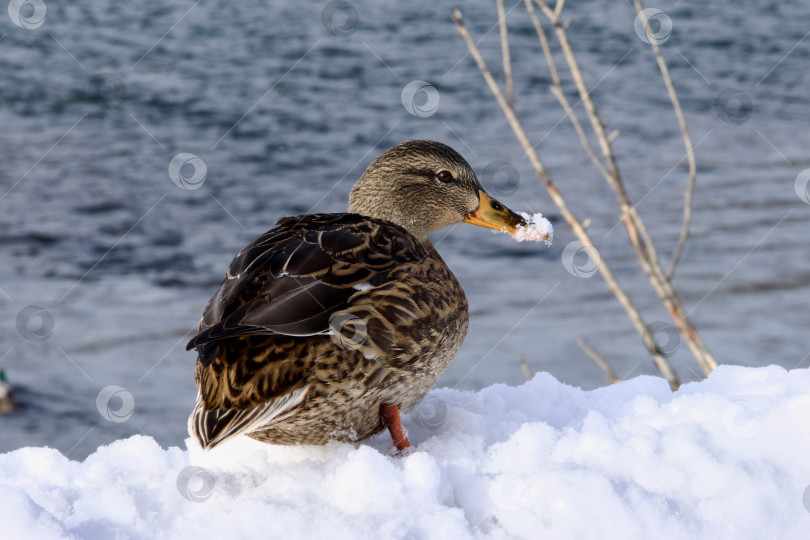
(186, 140), (527, 449)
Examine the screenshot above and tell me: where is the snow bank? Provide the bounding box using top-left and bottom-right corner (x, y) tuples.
(2, 365), (810, 540)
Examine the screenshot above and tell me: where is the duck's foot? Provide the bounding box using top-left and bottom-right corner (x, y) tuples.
(380, 403), (411, 452)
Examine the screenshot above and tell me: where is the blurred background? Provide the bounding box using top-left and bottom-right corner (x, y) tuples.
(0, 0), (807, 458)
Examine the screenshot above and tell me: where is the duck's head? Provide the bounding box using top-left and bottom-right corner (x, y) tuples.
(349, 140), (529, 241)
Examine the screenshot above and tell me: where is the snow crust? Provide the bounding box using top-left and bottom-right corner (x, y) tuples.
(2, 365), (810, 540)
(513, 212), (553, 244)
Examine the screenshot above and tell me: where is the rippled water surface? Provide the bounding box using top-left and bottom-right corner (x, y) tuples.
(1, 0), (808, 457)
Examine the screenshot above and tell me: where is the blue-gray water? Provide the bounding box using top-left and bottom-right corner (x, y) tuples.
(1, 0), (808, 458)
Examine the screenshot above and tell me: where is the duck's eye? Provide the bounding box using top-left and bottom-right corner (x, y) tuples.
(436, 170), (454, 183)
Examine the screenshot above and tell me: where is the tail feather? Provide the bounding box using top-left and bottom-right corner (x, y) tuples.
(188, 386), (309, 449)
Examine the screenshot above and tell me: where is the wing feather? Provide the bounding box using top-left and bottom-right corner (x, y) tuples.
(186, 214), (429, 367)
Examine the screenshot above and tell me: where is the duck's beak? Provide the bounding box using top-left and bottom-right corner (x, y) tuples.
(463, 189), (527, 235)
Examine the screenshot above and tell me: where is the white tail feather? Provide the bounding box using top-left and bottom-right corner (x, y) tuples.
(188, 386), (309, 449)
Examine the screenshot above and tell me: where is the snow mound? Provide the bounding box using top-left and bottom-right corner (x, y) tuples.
(514, 211), (552, 244)
(2, 365), (810, 540)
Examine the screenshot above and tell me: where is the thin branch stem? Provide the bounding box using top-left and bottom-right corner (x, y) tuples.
(524, 0), (560, 86)
(535, 0), (663, 276)
(577, 338), (622, 385)
(451, 9), (681, 391)
(534, 0), (716, 376)
(518, 356), (534, 381)
(631, 0), (696, 280)
(535, 1), (621, 184)
(496, 0), (515, 108)
(523, 0), (609, 180)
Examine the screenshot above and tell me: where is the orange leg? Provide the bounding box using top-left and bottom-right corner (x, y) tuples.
(380, 403), (411, 451)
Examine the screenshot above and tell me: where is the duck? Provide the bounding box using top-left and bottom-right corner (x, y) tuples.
(0, 370), (15, 414)
(186, 140), (549, 451)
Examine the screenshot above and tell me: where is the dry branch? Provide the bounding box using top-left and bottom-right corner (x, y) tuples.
(496, 0), (515, 108)
(523, 0), (609, 181)
(518, 356), (534, 381)
(577, 339), (621, 385)
(451, 9), (681, 391)
(631, 0), (697, 279)
(533, 0), (717, 376)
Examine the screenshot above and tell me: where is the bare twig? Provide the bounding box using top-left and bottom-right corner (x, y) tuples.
(496, 0), (515, 108)
(518, 356), (534, 381)
(523, 0), (609, 180)
(534, 0), (662, 276)
(534, 0), (717, 376)
(631, 0), (696, 279)
(451, 9), (680, 391)
(577, 338), (622, 385)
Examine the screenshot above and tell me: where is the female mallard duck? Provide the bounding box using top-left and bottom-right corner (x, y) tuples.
(186, 140), (548, 451)
(0, 370), (15, 414)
